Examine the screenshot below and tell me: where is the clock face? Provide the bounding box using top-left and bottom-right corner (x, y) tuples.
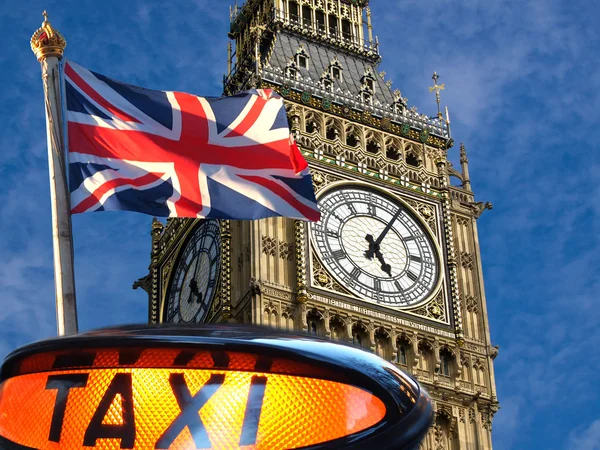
(311, 186), (439, 307)
(165, 220), (221, 323)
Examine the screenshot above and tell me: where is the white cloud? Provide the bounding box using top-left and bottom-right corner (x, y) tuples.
(567, 419), (600, 450)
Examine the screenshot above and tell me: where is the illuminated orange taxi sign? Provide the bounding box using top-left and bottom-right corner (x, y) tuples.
(0, 325), (433, 449)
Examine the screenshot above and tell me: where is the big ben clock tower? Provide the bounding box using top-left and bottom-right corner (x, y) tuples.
(138, 0), (500, 447)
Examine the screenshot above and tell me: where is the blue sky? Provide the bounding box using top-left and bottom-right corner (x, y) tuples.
(1, 0), (599, 448)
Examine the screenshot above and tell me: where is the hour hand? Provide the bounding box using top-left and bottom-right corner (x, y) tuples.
(374, 249), (392, 277)
(365, 234), (378, 259)
(189, 279), (203, 304)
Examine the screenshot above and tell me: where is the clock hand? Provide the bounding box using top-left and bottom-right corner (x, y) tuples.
(189, 279), (203, 304)
(374, 249), (392, 277)
(374, 209), (402, 246)
(365, 208), (402, 259)
(365, 234), (378, 259)
(186, 258), (200, 303)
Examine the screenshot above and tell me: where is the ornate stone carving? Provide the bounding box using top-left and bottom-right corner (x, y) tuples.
(410, 290), (447, 322)
(278, 241), (294, 260)
(311, 253), (352, 295)
(132, 274), (151, 294)
(295, 220), (309, 303)
(455, 215), (471, 227)
(261, 236), (277, 256)
(310, 169), (342, 193)
(439, 188), (464, 344)
(465, 295), (479, 313)
(403, 198), (438, 236)
(220, 220), (232, 319)
(469, 201), (493, 219)
(461, 252), (474, 270)
(249, 277), (262, 296)
(262, 286), (293, 301)
(161, 258), (174, 288)
(489, 345), (499, 360)
(469, 407), (476, 424)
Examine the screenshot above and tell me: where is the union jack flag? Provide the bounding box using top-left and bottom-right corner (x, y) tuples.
(64, 60), (320, 221)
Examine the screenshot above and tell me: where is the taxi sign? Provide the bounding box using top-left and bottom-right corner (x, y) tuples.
(0, 325), (433, 449)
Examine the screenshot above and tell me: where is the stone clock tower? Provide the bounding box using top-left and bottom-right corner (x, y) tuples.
(137, 0), (500, 447)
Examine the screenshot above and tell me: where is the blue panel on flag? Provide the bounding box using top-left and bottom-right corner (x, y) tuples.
(66, 85), (111, 121)
(271, 107), (290, 132)
(273, 174), (316, 202)
(204, 93), (254, 135)
(69, 162), (115, 192)
(98, 181), (174, 216)
(91, 71), (173, 130)
(205, 178), (276, 220)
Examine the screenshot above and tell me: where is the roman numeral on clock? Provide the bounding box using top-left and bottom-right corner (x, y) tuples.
(406, 271), (419, 282)
(332, 249), (346, 260)
(410, 255), (422, 263)
(367, 203), (377, 216)
(350, 267), (361, 279)
(394, 280), (403, 292)
(326, 229), (339, 239)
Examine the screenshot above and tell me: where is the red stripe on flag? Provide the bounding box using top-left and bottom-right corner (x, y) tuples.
(288, 136), (308, 173)
(239, 175), (320, 222)
(72, 172), (165, 214)
(65, 63), (141, 124)
(225, 96), (267, 138)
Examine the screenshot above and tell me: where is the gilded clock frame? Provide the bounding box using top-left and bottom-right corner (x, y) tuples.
(308, 179), (451, 325)
(157, 219), (225, 324)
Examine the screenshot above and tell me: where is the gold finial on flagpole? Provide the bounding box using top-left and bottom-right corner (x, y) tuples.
(31, 11), (67, 61)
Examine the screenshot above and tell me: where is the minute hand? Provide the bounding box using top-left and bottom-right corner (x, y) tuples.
(374, 209), (402, 246)
(365, 209), (402, 260)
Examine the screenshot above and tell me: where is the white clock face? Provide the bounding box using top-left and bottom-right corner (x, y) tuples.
(165, 220), (220, 323)
(311, 186), (439, 307)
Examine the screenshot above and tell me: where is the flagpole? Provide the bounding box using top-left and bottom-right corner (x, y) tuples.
(31, 12), (78, 336)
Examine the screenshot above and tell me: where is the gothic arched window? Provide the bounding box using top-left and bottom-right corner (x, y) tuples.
(346, 133), (358, 147)
(326, 126), (337, 140)
(306, 121), (317, 134)
(366, 140), (379, 154)
(352, 323), (369, 349)
(329, 316), (346, 342)
(374, 328), (390, 360)
(306, 308), (323, 337)
(396, 336), (412, 369)
(328, 14), (338, 36)
(362, 91), (372, 105)
(341, 19), (352, 41)
(302, 5), (312, 27)
(406, 152), (420, 167)
(440, 349), (453, 377)
(316, 10), (326, 32)
(286, 66), (298, 80)
(386, 146), (400, 161)
(288, 0), (299, 22)
(398, 345), (407, 365)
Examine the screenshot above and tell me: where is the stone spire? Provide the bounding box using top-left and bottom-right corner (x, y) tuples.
(460, 143), (472, 191)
